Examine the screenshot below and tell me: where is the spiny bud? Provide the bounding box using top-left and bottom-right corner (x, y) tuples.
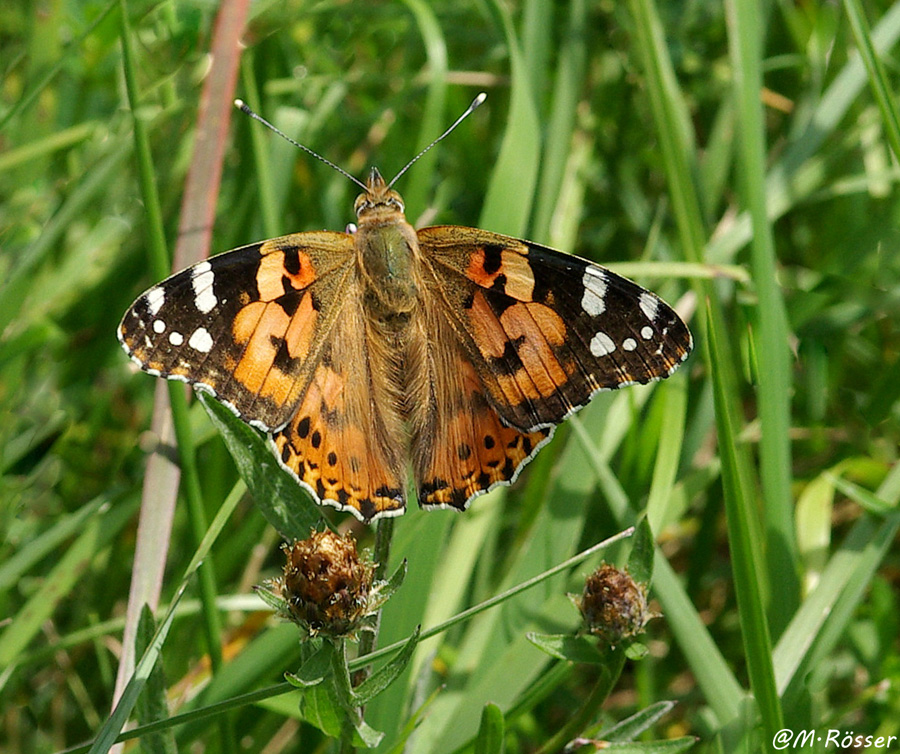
(266, 530), (375, 638)
(577, 564), (654, 646)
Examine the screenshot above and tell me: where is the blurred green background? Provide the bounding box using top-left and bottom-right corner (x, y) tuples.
(2, 0), (900, 752)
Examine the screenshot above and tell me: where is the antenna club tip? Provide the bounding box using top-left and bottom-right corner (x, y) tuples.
(473, 92), (487, 107)
(234, 99), (248, 111)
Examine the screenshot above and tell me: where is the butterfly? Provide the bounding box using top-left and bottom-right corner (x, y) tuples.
(119, 95), (692, 523)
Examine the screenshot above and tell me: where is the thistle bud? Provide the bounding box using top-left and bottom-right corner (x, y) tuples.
(577, 564), (653, 646)
(267, 530), (375, 638)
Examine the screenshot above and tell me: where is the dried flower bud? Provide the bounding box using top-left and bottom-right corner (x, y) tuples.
(269, 530), (375, 638)
(577, 564), (653, 646)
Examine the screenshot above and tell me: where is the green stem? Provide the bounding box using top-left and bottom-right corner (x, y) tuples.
(533, 648), (627, 754)
(341, 518), (395, 752)
(355, 517), (395, 671)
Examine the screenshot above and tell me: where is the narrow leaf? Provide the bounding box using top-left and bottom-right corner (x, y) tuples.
(285, 642), (333, 688)
(199, 392), (323, 538)
(601, 700), (677, 741)
(352, 626), (421, 706)
(526, 633), (604, 665)
(474, 703), (505, 754)
(134, 606), (176, 754)
(627, 517), (655, 586)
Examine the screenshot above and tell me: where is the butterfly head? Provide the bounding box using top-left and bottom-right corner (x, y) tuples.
(353, 167), (406, 223)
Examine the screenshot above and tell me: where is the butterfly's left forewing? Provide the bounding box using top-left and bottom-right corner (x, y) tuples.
(118, 232), (356, 431)
(418, 226), (693, 433)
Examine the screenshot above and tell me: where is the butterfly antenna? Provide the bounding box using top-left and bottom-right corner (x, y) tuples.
(234, 99), (368, 191)
(387, 92), (487, 188)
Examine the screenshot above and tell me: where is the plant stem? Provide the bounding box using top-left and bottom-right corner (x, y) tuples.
(355, 517), (395, 672)
(533, 648), (627, 754)
(340, 518), (395, 752)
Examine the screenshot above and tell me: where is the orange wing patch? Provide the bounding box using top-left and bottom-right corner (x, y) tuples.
(417, 401), (551, 509)
(256, 246), (317, 299)
(271, 359), (407, 522)
(465, 243), (535, 300)
(230, 293), (319, 408)
(409, 305), (554, 510)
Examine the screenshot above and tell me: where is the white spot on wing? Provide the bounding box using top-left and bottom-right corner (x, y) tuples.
(192, 261), (217, 314)
(590, 331), (616, 356)
(581, 267), (608, 317)
(153, 319), (166, 333)
(146, 287), (165, 316)
(641, 326), (653, 340)
(639, 292), (659, 321)
(623, 338), (637, 351)
(188, 327), (214, 353)
(169, 331), (184, 346)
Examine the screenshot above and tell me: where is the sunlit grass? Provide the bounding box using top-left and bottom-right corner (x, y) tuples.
(2, 0), (900, 752)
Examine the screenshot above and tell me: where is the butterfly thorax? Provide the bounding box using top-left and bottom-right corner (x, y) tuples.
(354, 168), (421, 322)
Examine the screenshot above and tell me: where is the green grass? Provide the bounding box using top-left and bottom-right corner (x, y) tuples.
(3, 0), (900, 751)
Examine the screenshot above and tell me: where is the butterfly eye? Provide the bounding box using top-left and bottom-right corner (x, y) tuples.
(388, 197), (404, 212)
(354, 198), (370, 217)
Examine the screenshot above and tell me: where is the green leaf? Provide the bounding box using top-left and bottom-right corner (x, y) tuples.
(352, 625), (421, 706)
(198, 391), (323, 539)
(627, 517), (655, 586)
(601, 700), (677, 741)
(253, 583), (289, 614)
(474, 702), (505, 754)
(134, 606), (176, 754)
(624, 642), (650, 661)
(369, 558), (408, 610)
(299, 682), (345, 739)
(302, 646), (384, 747)
(285, 641), (332, 689)
(526, 633), (605, 664)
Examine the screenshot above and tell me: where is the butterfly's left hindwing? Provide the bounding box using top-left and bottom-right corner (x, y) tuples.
(418, 226), (693, 433)
(118, 232), (356, 431)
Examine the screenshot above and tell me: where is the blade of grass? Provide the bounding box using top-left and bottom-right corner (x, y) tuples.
(480, 0), (541, 236)
(842, 0), (900, 162)
(114, 380), (181, 700)
(115, 9), (249, 752)
(627, 1), (766, 732)
(725, 0), (798, 634)
(397, 0), (448, 222)
(706, 298), (783, 740)
(113, 0), (183, 714)
(0, 122), (96, 172)
(626, 0), (705, 267)
(0, 498), (138, 678)
(0, 494), (107, 592)
(87, 479), (247, 754)
(707, 0), (900, 264)
(238, 53), (280, 239)
(530, 0), (587, 244)
(775, 461), (900, 702)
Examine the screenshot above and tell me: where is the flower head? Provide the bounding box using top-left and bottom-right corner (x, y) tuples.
(261, 530), (375, 638)
(577, 564), (654, 646)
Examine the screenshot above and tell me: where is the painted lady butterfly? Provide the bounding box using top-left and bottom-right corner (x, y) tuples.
(119, 95), (692, 522)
